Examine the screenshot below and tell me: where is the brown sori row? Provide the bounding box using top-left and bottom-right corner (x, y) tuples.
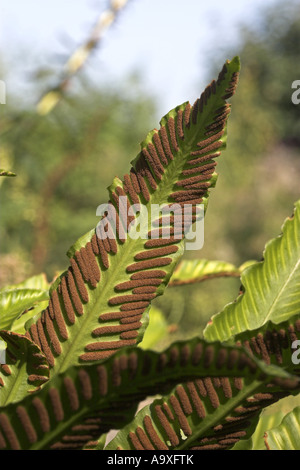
(24, 69), (238, 368)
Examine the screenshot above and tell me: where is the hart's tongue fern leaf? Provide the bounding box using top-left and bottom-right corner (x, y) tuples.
(0, 336), (295, 450)
(23, 57), (240, 378)
(0, 58), (240, 408)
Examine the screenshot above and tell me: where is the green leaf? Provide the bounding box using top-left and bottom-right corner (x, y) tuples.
(0, 336), (282, 450)
(232, 394), (300, 450)
(232, 409), (284, 450)
(23, 57), (240, 380)
(0, 274), (50, 331)
(204, 200), (300, 342)
(168, 259), (254, 287)
(264, 405), (300, 450)
(0, 331), (50, 406)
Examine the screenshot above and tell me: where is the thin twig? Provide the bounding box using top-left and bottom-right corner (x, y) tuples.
(36, 0), (130, 115)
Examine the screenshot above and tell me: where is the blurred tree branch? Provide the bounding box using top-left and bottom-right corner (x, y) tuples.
(36, 0), (130, 116)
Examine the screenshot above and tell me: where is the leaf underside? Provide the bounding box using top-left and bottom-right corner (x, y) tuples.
(0, 336), (292, 451)
(0, 288), (49, 331)
(264, 405), (300, 450)
(106, 315), (300, 450)
(168, 259), (244, 287)
(1, 55), (300, 451)
(20, 57), (240, 380)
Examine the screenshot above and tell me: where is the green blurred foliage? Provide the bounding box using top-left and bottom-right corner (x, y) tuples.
(1, 0), (300, 340)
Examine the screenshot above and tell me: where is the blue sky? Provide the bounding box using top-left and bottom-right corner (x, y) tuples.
(0, 0), (287, 114)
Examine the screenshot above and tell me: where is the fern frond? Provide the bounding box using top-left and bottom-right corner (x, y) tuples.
(21, 57), (240, 379)
(204, 200), (300, 342)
